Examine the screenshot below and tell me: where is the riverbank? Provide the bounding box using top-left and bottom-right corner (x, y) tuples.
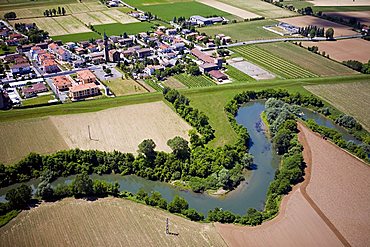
(216, 123), (370, 246)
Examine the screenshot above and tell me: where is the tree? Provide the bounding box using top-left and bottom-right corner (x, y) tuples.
(241, 153), (253, 169)
(183, 208), (204, 221)
(167, 195), (188, 213)
(5, 184), (32, 209)
(138, 139), (156, 159)
(72, 172), (93, 197)
(309, 29), (316, 38)
(325, 28), (334, 40)
(187, 65), (200, 76)
(58, 6), (61, 15)
(62, 7), (66, 15)
(4, 12), (16, 20)
(52, 8), (57, 16)
(273, 129), (292, 154)
(167, 136), (190, 159)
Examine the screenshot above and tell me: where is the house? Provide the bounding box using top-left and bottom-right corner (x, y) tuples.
(57, 48), (71, 61)
(10, 63), (31, 74)
(77, 70), (96, 84)
(65, 42), (76, 50)
(69, 83), (100, 100)
(144, 65), (165, 75)
(75, 47), (85, 55)
(73, 59), (84, 68)
(108, 49), (120, 62)
(36, 42), (48, 49)
(17, 44), (33, 53)
(89, 52), (105, 64)
(159, 43), (171, 53)
(136, 48), (151, 58)
(22, 83), (48, 98)
(48, 43), (59, 53)
(199, 63), (218, 73)
(208, 70), (228, 81)
(172, 42), (185, 51)
(166, 29), (177, 35)
(118, 38), (133, 46)
(87, 44), (98, 53)
(79, 41), (90, 48)
(42, 59), (59, 73)
(3, 54), (24, 63)
(52, 75), (72, 91)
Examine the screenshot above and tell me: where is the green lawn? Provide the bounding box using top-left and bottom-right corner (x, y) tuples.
(256, 42), (358, 77)
(230, 45), (318, 79)
(22, 94), (55, 107)
(225, 65), (255, 82)
(199, 20), (281, 42)
(103, 78), (147, 96)
(174, 74), (216, 88)
(52, 32), (100, 43)
(0, 46), (16, 55)
(93, 22), (154, 36)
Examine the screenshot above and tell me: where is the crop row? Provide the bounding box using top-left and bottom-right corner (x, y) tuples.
(232, 46), (317, 79)
(174, 74), (215, 88)
(225, 65), (254, 82)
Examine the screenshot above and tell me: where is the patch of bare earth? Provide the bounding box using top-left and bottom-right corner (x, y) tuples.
(0, 198), (226, 247)
(277, 15), (357, 36)
(302, 38), (370, 63)
(324, 11), (370, 26)
(51, 101), (192, 154)
(216, 123), (370, 246)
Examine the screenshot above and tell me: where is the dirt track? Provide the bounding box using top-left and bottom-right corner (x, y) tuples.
(217, 123), (370, 246)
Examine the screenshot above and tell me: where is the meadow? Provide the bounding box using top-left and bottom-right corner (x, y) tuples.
(174, 74), (216, 88)
(224, 65), (255, 82)
(52, 32), (100, 43)
(230, 45), (318, 79)
(199, 20), (281, 42)
(103, 78), (147, 96)
(256, 42), (358, 76)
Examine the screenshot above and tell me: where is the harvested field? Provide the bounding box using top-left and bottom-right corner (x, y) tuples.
(163, 77), (187, 89)
(217, 0), (296, 18)
(0, 198), (226, 247)
(307, 0), (370, 6)
(10, 18), (68, 36)
(277, 15), (357, 36)
(227, 58), (275, 80)
(196, 0), (261, 19)
(53, 15), (91, 34)
(324, 11), (370, 25)
(73, 12), (115, 25)
(256, 42), (358, 76)
(0, 118), (68, 165)
(103, 9), (139, 24)
(302, 38), (370, 63)
(299, 123), (370, 247)
(50, 101), (192, 154)
(305, 82), (370, 133)
(216, 188), (343, 247)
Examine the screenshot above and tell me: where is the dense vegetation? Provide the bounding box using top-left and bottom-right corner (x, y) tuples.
(342, 60), (370, 74)
(14, 23), (49, 43)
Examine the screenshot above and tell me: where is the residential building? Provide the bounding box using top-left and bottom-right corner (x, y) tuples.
(53, 75), (72, 91)
(191, 48), (222, 68)
(69, 83), (100, 100)
(108, 49), (120, 62)
(57, 48), (71, 61)
(77, 70), (96, 84)
(22, 83), (48, 98)
(144, 65), (165, 75)
(10, 63), (31, 74)
(199, 63), (218, 73)
(42, 59), (59, 73)
(136, 48), (152, 58)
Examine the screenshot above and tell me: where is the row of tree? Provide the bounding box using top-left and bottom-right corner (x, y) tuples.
(342, 60), (370, 74)
(43, 7), (66, 17)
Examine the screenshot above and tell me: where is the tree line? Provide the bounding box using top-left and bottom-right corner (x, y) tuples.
(43, 7), (66, 17)
(342, 60), (370, 74)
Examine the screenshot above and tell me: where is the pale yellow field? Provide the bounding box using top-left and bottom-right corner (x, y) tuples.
(103, 9), (139, 24)
(53, 15), (91, 34)
(88, 11), (116, 24)
(304, 82), (370, 131)
(50, 101), (192, 154)
(307, 0), (370, 6)
(10, 18), (69, 36)
(84, 1), (107, 11)
(0, 198), (226, 247)
(0, 118), (68, 165)
(196, 0), (261, 19)
(73, 12), (102, 25)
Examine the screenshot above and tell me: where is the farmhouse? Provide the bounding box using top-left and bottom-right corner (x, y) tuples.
(52, 76), (72, 91)
(69, 83), (100, 100)
(77, 70), (97, 84)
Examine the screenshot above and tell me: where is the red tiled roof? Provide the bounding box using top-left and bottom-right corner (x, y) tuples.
(69, 83), (98, 93)
(191, 48), (215, 64)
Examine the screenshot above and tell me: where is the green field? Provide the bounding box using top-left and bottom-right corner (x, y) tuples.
(52, 32), (100, 43)
(256, 42), (358, 77)
(137, 1), (237, 21)
(199, 20), (281, 42)
(22, 94), (55, 107)
(282, 1), (370, 12)
(224, 65), (255, 82)
(144, 79), (164, 92)
(93, 22), (154, 36)
(231, 45), (318, 79)
(103, 78), (147, 96)
(174, 74), (216, 87)
(0, 45), (16, 55)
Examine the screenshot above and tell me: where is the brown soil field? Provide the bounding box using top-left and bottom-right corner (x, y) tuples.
(300, 123), (370, 247)
(304, 82), (370, 131)
(324, 11), (370, 26)
(277, 15), (357, 36)
(216, 123), (370, 246)
(196, 0), (261, 19)
(0, 197), (226, 247)
(0, 118), (68, 165)
(50, 101), (192, 154)
(163, 77), (187, 89)
(302, 38), (370, 63)
(307, 0), (370, 6)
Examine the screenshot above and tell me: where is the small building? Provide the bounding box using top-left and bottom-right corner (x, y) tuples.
(90, 52), (105, 64)
(136, 48), (152, 58)
(22, 83), (48, 98)
(69, 83), (100, 100)
(77, 70), (96, 84)
(208, 70), (228, 81)
(43, 59), (59, 73)
(144, 65), (165, 76)
(166, 29), (177, 35)
(172, 42), (185, 51)
(10, 63), (31, 74)
(53, 75), (72, 91)
(199, 63), (218, 73)
(57, 48), (71, 61)
(17, 44), (33, 53)
(108, 49), (120, 62)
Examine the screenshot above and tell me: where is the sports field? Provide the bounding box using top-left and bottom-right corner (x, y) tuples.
(302, 38), (370, 63)
(0, 118), (68, 165)
(230, 45), (318, 79)
(93, 22), (154, 36)
(304, 82), (370, 131)
(199, 20), (281, 42)
(103, 78), (147, 96)
(0, 198), (226, 247)
(217, 0), (296, 18)
(256, 42), (358, 76)
(174, 74), (216, 88)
